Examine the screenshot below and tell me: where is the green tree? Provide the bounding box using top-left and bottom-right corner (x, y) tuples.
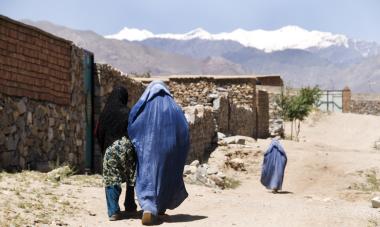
(277, 86), (321, 140)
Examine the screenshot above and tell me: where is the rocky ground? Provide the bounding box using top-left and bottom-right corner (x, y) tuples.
(1, 112), (380, 226)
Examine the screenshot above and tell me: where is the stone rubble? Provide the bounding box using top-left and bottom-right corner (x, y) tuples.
(371, 196), (380, 208)
(269, 118), (284, 137)
(183, 161), (228, 189)
(184, 135), (263, 189)
(374, 140), (380, 150)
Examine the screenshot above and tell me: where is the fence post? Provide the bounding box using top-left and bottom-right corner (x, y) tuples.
(342, 86), (351, 113)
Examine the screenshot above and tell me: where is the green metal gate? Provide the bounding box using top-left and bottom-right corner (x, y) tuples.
(317, 90), (343, 113)
(83, 50), (94, 172)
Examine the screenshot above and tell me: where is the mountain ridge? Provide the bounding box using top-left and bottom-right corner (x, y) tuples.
(106, 26), (379, 56)
(21, 19), (380, 93)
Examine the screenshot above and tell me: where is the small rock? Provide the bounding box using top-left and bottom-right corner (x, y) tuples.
(209, 175), (224, 188)
(4, 125), (17, 135)
(207, 166), (219, 175)
(196, 165), (208, 178)
(76, 139), (82, 146)
(217, 172), (226, 179)
(54, 175), (61, 182)
(58, 124), (65, 131)
(201, 163), (209, 169)
(48, 128), (54, 141)
(217, 132), (226, 140)
(27, 112), (33, 125)
(372, 196), (380, 208)
(6, 136), (17, 151)
(183, 165), (197, 175)
(49, 118), (55, 127)
(228, 158), (245, 171)
(16, 100), (27, 115)
(222, 136), (251, 145)
(190, 160), (200, 167)
(374, 141), (380, 150)
(216, 87), (227, 92)
(0, 132), (5, 145)
(207, 93), (219, 99)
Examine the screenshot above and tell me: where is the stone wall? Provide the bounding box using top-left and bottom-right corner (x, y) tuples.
(94, 73), (270, 169)
(165, 76), (257, 137)
(184, 105), (216, 163)
(256, 90), (269, 138)
(0, 15), (71, 105)
(350, 93), (380, 116)
(168, 77), (216, 107)
(0, 45), (86, 171)
(256, 85), (284, 137)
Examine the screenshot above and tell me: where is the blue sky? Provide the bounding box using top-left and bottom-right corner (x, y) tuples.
(1, 0), (379, 42)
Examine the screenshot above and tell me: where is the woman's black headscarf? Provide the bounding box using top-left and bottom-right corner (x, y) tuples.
(96, 85), (130, 154)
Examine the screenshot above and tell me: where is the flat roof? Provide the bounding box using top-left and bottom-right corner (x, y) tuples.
(131, 74), (281, 82)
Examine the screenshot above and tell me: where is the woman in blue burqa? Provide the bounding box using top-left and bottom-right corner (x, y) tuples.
(260, 139), (287, 193)
(128, 80), (190, 225)
(96, 85), (137, 221)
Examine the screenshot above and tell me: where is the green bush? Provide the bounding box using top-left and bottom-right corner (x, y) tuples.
(277, 86), (321, 140)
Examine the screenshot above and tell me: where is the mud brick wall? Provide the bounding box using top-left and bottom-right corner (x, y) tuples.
(256, 76), (283, 86)
(0, 44), (86, 172)
(228, 105), (256, 136)
(350, 93), (380, 116)
(183, 105), (216, 163)
(256, 90), (269, 138)
(0, 15), (71, 105)
(215, 77), (257, 137)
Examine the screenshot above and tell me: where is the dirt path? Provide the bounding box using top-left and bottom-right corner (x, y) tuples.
(1, 113), (380, 226)
(69, 113), (380, 227)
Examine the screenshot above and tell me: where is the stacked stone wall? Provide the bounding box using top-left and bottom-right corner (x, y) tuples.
(0, 45), (86, 171)
(350, 93), (380, 116)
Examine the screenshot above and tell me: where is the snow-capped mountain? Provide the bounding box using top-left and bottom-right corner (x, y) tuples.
(106, 26), (353, 53)
(23, 19), (380, 93)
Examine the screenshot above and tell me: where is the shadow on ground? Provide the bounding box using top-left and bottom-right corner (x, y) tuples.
(162, 214), (208, 223)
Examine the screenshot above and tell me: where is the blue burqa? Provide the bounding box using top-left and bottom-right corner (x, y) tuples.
(260, 139), (287, 190)
(128, 81), (189, 215)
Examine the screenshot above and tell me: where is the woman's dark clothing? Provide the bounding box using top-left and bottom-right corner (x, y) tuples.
(97, 85), (130, 154)
(96, 85), (137, 218)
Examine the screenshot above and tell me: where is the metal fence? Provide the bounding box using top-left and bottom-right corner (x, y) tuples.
(317, 90), (343, 113)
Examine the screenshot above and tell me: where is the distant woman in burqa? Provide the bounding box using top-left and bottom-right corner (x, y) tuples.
(260, 139), (287, 193)
(128, 80), (189, 225)
(96, 85), (137, 221)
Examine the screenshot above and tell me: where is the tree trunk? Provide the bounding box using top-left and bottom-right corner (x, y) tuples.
(296, 119), (301, 141)
(290, 119), (293, 140)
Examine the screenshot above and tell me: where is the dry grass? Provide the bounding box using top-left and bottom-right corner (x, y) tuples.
(350, 168), (380, 192)
(222, 177), (241, 189)
(0, 166), (102, 226)
(368, 218), (379, 227)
